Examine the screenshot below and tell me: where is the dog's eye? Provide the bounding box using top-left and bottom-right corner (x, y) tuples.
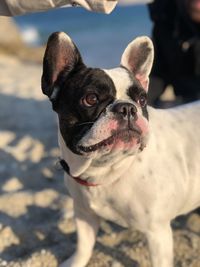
(81, 93), (99, 107)
(138, 95), (147, 107)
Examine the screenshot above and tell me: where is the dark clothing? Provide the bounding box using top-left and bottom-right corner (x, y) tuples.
(148, 0), (200, 106)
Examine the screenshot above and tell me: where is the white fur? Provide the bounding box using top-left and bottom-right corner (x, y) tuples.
(59, 101), (200, 267)
(104, 67), (133, 101)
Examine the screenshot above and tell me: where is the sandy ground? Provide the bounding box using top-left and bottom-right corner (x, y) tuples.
(0, 55), (200, 267)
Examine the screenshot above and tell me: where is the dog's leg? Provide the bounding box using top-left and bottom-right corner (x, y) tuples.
(60, 206), (100, 267)
(146, 222), (173, 267)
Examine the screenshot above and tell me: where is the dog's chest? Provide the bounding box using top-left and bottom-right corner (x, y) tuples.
(89, 198), (128, 227)
(82, 184), (130, 227)
(79, 175), (155, 230)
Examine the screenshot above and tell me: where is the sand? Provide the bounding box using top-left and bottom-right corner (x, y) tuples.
(0, 54), (200, 267)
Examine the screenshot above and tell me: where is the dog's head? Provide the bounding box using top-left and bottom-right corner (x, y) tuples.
(42, 32), (154, 160)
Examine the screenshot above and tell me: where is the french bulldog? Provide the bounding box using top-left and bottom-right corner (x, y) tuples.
(41, 32), (200, 267)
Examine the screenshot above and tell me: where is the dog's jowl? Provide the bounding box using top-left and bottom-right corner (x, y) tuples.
(42, 32), (200, 267)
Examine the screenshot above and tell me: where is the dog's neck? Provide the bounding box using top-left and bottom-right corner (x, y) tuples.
(58, 130), (139, 185)
(57, 106), (164, 186)
(58, 130), (93, 177)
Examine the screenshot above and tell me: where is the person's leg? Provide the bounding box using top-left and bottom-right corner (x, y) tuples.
(148, 76), (166, 107)
(173, 77), (200, 104)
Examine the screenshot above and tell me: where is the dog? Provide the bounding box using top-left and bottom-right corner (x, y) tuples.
(41, 32), (200, 267)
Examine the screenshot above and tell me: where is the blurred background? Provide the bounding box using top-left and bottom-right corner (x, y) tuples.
(1, 4), (151, 66)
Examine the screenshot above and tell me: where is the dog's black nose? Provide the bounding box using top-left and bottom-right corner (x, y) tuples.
(112, 102), (137, 119)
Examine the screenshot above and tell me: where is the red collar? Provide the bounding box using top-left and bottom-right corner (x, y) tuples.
(59, 159), (99, 187)
(72, 176), (99, 187)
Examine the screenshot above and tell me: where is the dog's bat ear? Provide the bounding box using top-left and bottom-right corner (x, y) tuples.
(41, 32), (83, 100)
(120, 36), (154, 91)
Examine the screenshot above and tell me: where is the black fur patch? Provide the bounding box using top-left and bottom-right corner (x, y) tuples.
(55, 65), (116, 153)
(126, 72), (149, 120)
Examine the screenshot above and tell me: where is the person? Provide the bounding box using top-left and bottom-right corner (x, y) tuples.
(0, 0), (117, 16)
(147, 0), (200, 107)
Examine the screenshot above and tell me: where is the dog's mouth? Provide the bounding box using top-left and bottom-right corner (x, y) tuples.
(78, 126), (142, 154)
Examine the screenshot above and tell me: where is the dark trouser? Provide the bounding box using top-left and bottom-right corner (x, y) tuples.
(148, 75), (200, 108)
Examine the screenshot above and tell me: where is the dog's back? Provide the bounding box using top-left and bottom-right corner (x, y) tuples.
(145, 101), (200, 215)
